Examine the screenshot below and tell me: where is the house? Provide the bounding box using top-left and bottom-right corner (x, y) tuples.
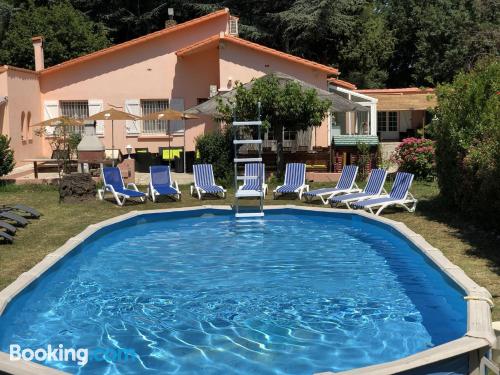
(0, 8), (434, 176)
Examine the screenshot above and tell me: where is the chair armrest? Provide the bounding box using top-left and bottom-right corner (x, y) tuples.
(127, 183), (139, 191)
(174, 181), (180, 192)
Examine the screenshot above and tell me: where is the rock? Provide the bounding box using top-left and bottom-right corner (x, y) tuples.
(59, 173), (97, 202)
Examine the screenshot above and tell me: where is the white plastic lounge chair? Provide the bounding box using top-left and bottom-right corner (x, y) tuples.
(303, 165), (360, 204)
(352, 172), (417, 215)
(97, 167), (146, 206)
(329, 169), (388, 208)
(148, 165), (181, 202)
(239, 163), (268, 195)
(0, 211), (28, 227)
(190, 164), (226, 200)
(273, 163), (309, 199)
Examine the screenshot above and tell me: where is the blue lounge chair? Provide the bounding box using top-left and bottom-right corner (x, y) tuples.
(330, 169), (388, 208)
(148, 165), (181, 202)
(98, 167), (146, 206)
(273, 163), (309, 199)
(239, 163), (267, 195)
(352, 172), (417, 215)
(303, 165), (360, 204)
(190, 164), (226, 199)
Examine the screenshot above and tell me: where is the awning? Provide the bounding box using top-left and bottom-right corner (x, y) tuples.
(333, 135), (379, 146)
(185, 72), (368, 116)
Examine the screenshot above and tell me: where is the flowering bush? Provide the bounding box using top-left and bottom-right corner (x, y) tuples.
(392, 137), (435, 180)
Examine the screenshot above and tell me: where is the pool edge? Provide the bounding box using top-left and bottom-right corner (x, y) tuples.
(0, 205), (494, 375)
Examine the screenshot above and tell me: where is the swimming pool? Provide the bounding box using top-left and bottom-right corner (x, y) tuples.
(0, 207), (492, 374)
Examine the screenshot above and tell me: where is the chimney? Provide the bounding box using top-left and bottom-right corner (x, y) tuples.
(32, 36), (45, 71)
(165, 8), (177, 28)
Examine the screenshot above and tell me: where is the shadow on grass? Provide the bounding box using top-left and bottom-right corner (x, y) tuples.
(416, 195), (500, 276)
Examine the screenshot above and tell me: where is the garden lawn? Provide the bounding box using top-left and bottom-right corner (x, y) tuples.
(0, 180), (498, 319)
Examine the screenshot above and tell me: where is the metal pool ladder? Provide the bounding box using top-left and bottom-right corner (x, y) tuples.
(233, 102), (265, 218)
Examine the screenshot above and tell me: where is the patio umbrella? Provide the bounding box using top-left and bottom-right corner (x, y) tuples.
(141, 109), (199, 172)
(87, 108), (140, 166)
(30, 116), (84, 128)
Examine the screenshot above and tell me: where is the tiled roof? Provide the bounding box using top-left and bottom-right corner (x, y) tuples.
(224, 35), (339, 75)
(327, 78), (357, 90)
(175, 35), (220, 56)
(177, 34), (339, 75)
(356, 88), (435, 95)
(332, 135), (379, 146)
(39, 9), (229, 75)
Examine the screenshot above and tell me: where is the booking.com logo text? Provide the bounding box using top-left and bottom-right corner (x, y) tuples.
(9, 344), (136, 366)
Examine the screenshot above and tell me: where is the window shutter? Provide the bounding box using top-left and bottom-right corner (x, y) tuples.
(125, 99), (141, 134)
(43, 100), (59, 136)
(170, 98), (185, 133)
(88, 100), (104, 134)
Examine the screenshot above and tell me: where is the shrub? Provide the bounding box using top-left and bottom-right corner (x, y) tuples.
(195, 127), (233, 184)
(0, 134), (15, 177)
(392, 137), (435, 180)
(434, 58), (500, 227)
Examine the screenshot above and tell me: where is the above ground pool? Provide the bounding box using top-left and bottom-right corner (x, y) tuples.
(0, 209), (467, 374)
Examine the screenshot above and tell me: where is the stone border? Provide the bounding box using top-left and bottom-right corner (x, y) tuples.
(0, 205), (494, 375)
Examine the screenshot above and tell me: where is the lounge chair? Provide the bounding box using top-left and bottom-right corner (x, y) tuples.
(0, 211), (29, 227)
(0, 230), (13, 244)
(148, 165), (181, 202)
(1, 204), (40, 219)
(239, 163), (267, 195)
(352, 172), (417, 215)
(0, 220), (17, 235)
(273, 163), (309, 199)
(303, 165), (360, 204)
(190, 164), (226, 199)
(97, 167), (146, 206)
(329, 169), (387, 208)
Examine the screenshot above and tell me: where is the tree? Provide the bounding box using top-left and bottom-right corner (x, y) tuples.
(433, 57), (500, 227)
(0, 134), (15, 177)
(339, 3), (395, 88)
(0, 0), (110, 69)
(216, 75), (331, 177)
(383, 0), (499, 87)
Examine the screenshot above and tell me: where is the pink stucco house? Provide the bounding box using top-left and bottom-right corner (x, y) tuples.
(0, 8), (434, 171)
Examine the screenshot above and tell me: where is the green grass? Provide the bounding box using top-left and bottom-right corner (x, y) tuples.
(1, 180), (499, 320)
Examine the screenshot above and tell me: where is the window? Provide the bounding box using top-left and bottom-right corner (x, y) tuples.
(377, 111), (398, 132)
(388, 111), (398, 131)
(59, 100), (88, 133)
(141, 99), (169, 134)
(284, 130), (297, 141)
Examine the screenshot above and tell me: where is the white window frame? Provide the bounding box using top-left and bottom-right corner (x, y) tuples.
(377, 111), (399, 132)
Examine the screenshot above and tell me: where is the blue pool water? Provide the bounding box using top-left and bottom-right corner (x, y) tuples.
(0, 209), (466, 374)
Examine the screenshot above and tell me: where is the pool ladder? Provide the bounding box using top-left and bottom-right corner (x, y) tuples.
(233, 102), (264, 218)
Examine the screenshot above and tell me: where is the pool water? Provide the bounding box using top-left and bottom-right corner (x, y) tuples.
(0, 210), (466, 374)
